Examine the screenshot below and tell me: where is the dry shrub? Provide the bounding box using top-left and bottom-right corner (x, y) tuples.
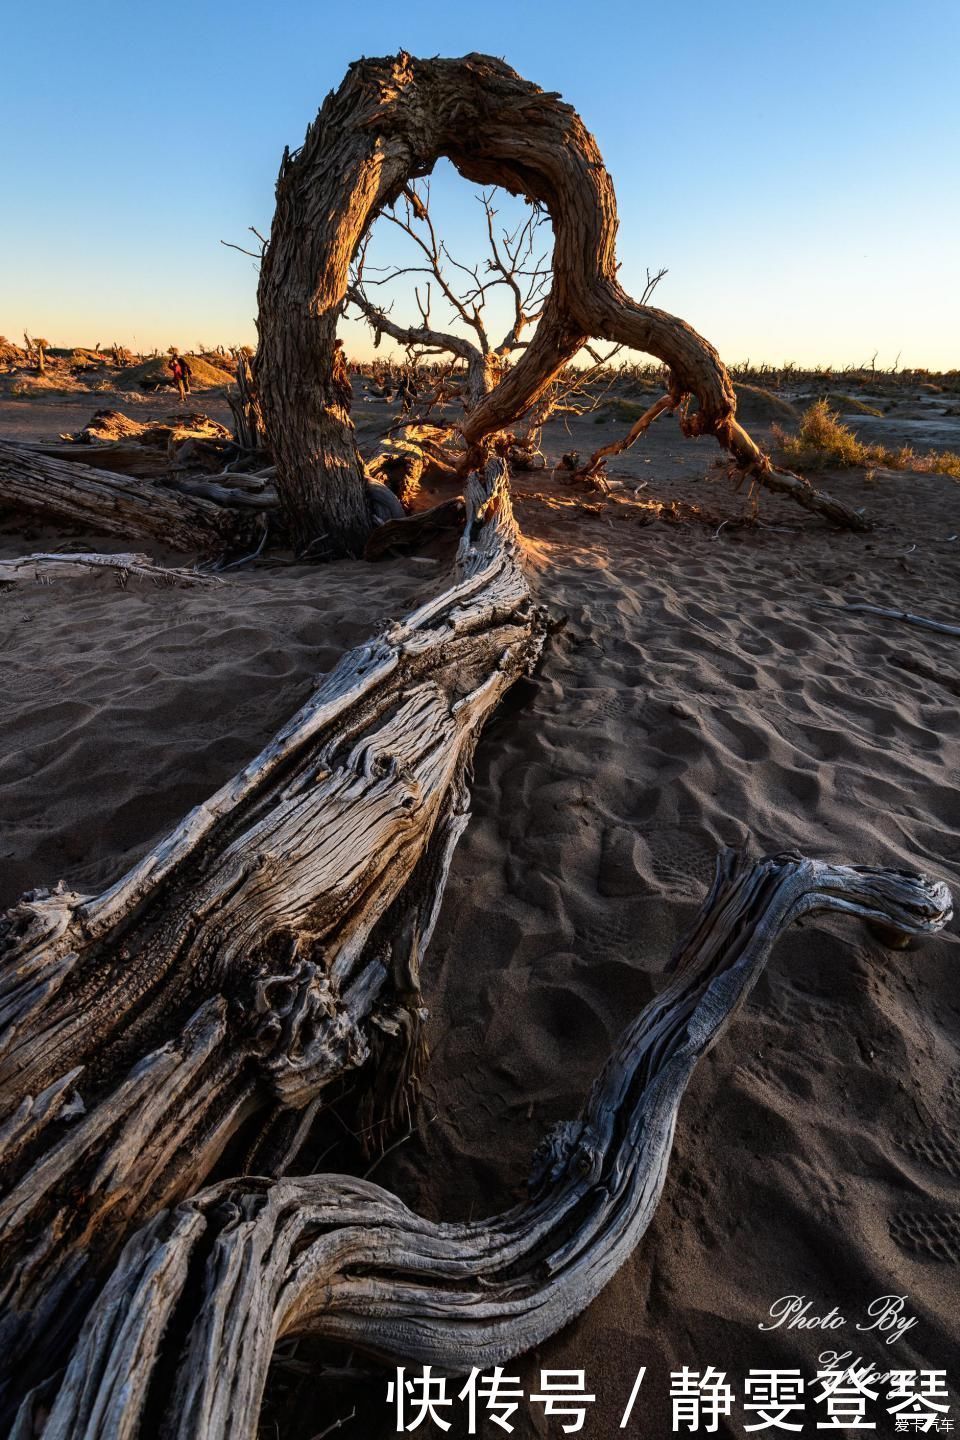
(775, 399), (960, 480)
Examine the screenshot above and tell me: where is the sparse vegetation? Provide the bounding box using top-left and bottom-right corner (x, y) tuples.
(775, 398), (960, 480)
(817, 392), (884, 417)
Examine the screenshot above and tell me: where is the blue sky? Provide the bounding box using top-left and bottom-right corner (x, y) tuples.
(3, 0), (958, 368)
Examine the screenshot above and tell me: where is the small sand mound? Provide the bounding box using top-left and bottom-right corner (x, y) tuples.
(67, 409), (149, 442)
(69, 348), (109, 372)
(595, 386), (798, 432)
(793, 391), (884, 417)
(61, 407), (232, 446)
(732, 383), (799, 428)
(116, 354), (235, 392)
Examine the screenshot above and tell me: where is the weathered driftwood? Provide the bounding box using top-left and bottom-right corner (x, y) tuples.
(20, 852), (951, 1440)
(166, 475), (279, 510)
(256, 52), (866, 555)
(0, 439), (253, 555)
(38, 411), (237, 480)
(31, 442), (177, 479)
(0, 460), (544, 1412)
(815, 599), (960, 637)
(59, 409), (232, 449)
(0, 552), (219, 587)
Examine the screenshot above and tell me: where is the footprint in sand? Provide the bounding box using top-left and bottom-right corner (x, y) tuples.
(645, 827), (717, 891)
(890, 1067), (960, 1261)
(889, 1210), (960, 1263)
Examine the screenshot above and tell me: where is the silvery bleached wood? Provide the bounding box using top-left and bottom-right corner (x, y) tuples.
(22, 852), (950, 1440)
(0, 460), (545, 1412)
(0, 552), (220, 586)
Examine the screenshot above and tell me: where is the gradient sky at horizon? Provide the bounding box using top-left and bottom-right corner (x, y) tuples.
(3, 0), (958, 368)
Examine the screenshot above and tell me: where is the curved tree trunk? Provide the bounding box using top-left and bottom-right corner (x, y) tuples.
(257, 53), (865, 552)
(15, 854), (951, 1439)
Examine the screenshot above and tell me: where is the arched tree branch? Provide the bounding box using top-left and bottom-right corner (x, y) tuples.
(257, 52), (865, 555)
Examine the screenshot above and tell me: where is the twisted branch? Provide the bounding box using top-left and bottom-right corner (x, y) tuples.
(25, 854), (951, 1439)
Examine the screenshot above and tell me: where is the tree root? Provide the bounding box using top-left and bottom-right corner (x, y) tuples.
(20, 852), (950, 1439)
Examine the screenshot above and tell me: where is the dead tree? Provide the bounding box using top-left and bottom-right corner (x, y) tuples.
(354, 223), (667, 486)
(0, 459), (544, 1412)
(256, 53), (866, 557)
(24, 333), (48, 376)
(228, 347), (266, 451)
(12, 854), (951, 1438)
(0, 51), (894, 1433)
(348, 182), (553, 409)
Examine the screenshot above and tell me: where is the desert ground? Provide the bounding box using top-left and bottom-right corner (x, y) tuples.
(1, 361), (958, 1436)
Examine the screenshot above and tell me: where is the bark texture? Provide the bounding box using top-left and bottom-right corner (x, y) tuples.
(0, 440), (252, 555)
(0, 460), (544, 1414)
(0, 552), (219, 587)
(17, 854), (951, 1440)
(257, 53), (865, 553)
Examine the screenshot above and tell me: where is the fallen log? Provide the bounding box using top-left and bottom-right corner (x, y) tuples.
(0, 459), (544, 1413)
(20, 851), (951, 1439)
(0, 552), (220, 587)
(365, 424), (463, 509)
(30, 442), (176, 478)
(166, 475), (279, 509)
(0, 439), (254, 555)
(58, 409), (232, 449)
(37, 411), (239, 479)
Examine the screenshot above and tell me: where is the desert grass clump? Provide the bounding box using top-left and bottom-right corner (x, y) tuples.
(824, 392), (884, 417)
(776, 399), (960, 480)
